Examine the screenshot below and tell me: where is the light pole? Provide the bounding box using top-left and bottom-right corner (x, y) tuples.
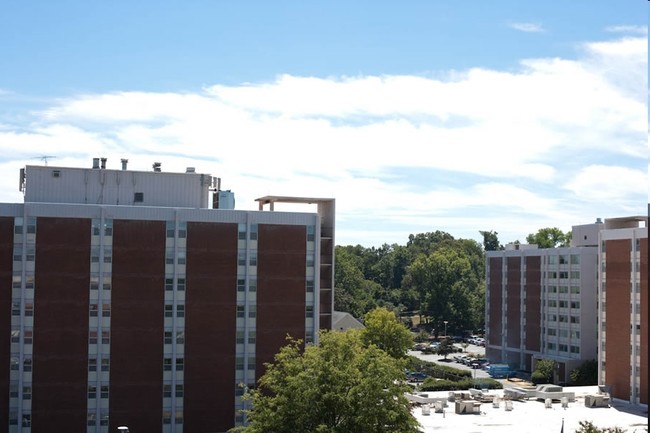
(443, 320), (448, 338)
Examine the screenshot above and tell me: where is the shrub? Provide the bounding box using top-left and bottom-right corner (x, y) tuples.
(420, 378), (503, 392)
(531, 370), (548, 385)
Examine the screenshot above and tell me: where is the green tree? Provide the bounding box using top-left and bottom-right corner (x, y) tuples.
(236, 331), (420, 433)
(361, 307), (413, 359)
(570, 359), (598, 386)
(532, 359), (555, 384)
(574, 420), (625, 433)
(526, 227), (571, 248)
(434, 337), (456, 360)
(479, 230), (503, 251)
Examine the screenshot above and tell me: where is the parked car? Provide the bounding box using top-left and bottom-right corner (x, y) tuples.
(406, 371), (427, 382)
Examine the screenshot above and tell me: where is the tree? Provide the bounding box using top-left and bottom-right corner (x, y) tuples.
(526, 227), (571, 248)
(479, 230), (503, 251)
(570, 359), (598, 386)
(532, 359), (555, 384)
(574, 421), (625, 433)
(434, 337), (456, 360)
(361, 307), (413, 359)
(236, 331), (420, 433)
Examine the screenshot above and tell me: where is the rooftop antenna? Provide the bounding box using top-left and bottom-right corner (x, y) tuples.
(33, 155), (57, 166)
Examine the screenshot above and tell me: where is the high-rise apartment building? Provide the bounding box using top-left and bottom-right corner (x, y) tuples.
(597, 216), (647, 404)
(485, 224), (599, 383)
(0, 161), (335, 433)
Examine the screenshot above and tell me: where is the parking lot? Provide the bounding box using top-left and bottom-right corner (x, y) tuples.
(408, 343), (490, 379)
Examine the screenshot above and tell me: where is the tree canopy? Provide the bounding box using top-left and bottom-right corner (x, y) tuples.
(361, 307), (413, 359)
(526, 227), (571, 248)
(236, 330), (420, 433)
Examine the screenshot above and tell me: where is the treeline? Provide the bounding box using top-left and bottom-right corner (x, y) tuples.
(334, 230), (486, 336)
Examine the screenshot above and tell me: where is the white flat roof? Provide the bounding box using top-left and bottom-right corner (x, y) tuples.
(413, 386), (647, 433)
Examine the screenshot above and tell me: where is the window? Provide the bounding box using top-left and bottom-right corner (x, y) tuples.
(165, 304), (173, 318)
(23, 357), (32, 372)
(559, 271), (568, 279)
(101, 330), (110, 345)
(100, 385), (109, 399)
(238, 251), (246, 266)
(89, 358), (97, 372)
(237, 279), (246, 292)
(238, 224), (247, 240)
(559, 344), (568, 352)
(177, 278), (185, 291)
(558, 300), (568, 308)
(307, 225), (315, 242)
(134, 192), (144, 203)
(175, 358), (184, 371)
(102, 303), (111, 317)
(236, 330), (245, 344)
(176, 304), (185, 318)
(307, 254), (314, 267)
(570, 254), (580, 265)
(570, 316), (580, 324)
(547, 342), (556, 350)
(248, 304), (256, 318)
(175, 384), (184, 398)
(548, 271), (557, 279)
(570, 286), (580, 294)
(559, 255), (568, 265)
(559, 329), (568, 338)
(570, 301), (580, 309)
(559, 286), (568, 294)
(236, 357), (244, 370)
(175, 410), (183, 424)
(26, 217), (36, 234)
(548, 286), (557, 293)
(250, 224), (258, 240)
(249, 279), (257, 292)
(166, 278), (174, 291)
(163, 410), (172, 424)
(166, 250), (174, 265)
(570, 345), (580, 354)
(306, 306), (314, 318)
(247, 357), (255, 370)
(558, 315), (568, 323)
(570, 330), (580, 339)
(249, 252), (257, 266)
(103, 248), (112, 263)
(101, 357), (110, 372)
(164, 332), (173, 345)
(176, 331), (184, 344)
(88, 385), (98, 399)
(89, 330), (98, 345)
(549, 314), (557, 322)
(164, 358), (172, 371)
(90, 303), (98, 317)
(570, 271), (580, 279)
(22, 414), (31, 428)
(104, 220), (113, 236)
(548, 300), (557, 308)
(23, 386), (31, 400)
(10, 383), (18, 398)
(163, 384), (172, 398)
(177, 251), (186, 265)
(236, 305), (245, 318)
(248, 331), (256, 344)
(547, 328), (556, 336)
(166, 221), (175, 238)
(90, 275), (99, 290)
(178, 221), (187, 238)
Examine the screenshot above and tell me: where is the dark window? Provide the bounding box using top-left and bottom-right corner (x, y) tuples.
(134, 192), (144, 202)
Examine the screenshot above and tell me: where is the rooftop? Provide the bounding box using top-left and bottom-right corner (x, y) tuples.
(412, 386), (647, 433)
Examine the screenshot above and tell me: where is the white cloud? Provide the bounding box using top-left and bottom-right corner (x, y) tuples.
(564, 165), (647, 203)
(605, 25), (648, 35)
(508, 22), (545, 33)
(0, 34), (646, 246)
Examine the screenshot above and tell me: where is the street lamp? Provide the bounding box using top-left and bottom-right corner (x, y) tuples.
(443, 320), (448, 338)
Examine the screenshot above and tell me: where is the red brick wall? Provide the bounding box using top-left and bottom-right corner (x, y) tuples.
(605, 239), (631, 401)
(32, 218), (90, 432)
(487, 257), (502, 348)
(0, 217), (14, 433)
(506, 257), (521, 349)
(109, 220), (165, 433)
(524, 256), (541, 353)
(185, 222), (237, 433)
(256, 224), (306, 376)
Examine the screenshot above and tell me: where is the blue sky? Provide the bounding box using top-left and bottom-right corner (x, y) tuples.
(0, 1), (647, 246)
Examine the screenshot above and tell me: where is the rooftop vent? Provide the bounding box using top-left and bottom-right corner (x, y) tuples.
(153, 162), (162, 172)
(92, 158), (100, 169)
(100, 157), (107, 169)
(121, 159), (128, 170)
(186, 167), (195, 173)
